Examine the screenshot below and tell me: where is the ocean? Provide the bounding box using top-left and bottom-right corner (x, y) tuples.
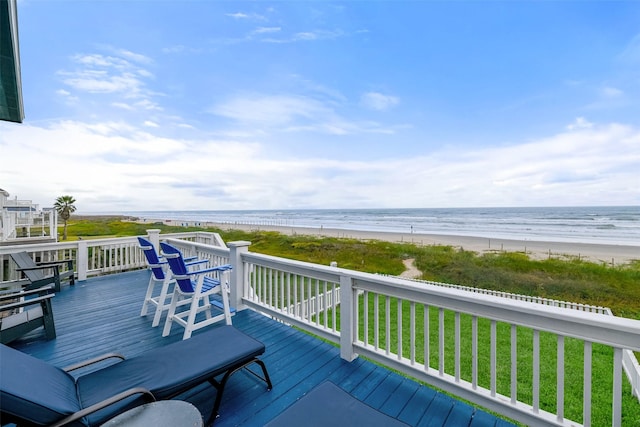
(112, 206), (639, 247)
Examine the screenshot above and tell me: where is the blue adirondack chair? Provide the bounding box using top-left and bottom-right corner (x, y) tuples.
(137, 237), (206, 327)
(159, 242), (233, 340)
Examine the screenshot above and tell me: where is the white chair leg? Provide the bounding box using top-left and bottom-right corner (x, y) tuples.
(182, 295), (201, 340)
(222, 273), (232, 325)
(222, 288), (232, 326)
(152, 277), (172, 327)
(162, 290), (179, 337)
(140, 276), (155, 316)
(204, 299), (212, 320)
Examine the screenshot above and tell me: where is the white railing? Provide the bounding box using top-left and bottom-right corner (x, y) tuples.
(1, 207), (57, 243)
(206, 241), (639, 427)
(162, 238), (230, 271)
(395, 276), (640, 402)
(1, 235), (639, 426)
(0, 230), (225, 282)
(241, 250), (342, 342)
(345, 275), (640, 427)
(396, 276), (611, 314)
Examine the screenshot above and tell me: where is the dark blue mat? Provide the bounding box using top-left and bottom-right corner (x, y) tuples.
(266, 381), (409, 427)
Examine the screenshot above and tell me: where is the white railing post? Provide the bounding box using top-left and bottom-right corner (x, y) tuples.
(77, 240), (88, 281)
(339, 273), (358, 361)
(228, 241), (251, 311)
(146, 229), (161, 249)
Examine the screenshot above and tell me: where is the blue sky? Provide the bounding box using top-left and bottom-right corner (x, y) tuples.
(1, 1), (639, 212)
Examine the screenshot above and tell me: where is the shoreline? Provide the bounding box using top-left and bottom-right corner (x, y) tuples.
(135, 217), (639, 265)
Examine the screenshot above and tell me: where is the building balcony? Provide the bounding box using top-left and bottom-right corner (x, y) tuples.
(1, 231), (639, 426)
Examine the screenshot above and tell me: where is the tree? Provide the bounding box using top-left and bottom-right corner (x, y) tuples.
(54, 195), (77, 240)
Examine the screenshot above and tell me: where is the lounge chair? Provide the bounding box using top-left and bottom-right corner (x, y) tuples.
(10, 251), (75, 293)
(160, 242), (233, 340)
(0, 285), (56, 344)
(0, 325), (272, 426)
(266, 381), (409, 427)
(137, 237), (207, 327)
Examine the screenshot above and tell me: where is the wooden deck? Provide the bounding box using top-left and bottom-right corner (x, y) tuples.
(7, 270), (516, 427)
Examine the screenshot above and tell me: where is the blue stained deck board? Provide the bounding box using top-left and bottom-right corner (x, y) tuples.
(6, 270), (517, 427)
(469, 409), (500, 427)
(399, 385), (439, 426)
(419, 393), (456, 427)
(381, 379), (421, 417)
(443, 402), (477, 427)
(365, 371), (404, 408)
(351, 364), (392, 400)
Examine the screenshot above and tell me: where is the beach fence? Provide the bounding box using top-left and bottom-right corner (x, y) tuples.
(391, 274), (640, 402)
(286, 288), (341, 318)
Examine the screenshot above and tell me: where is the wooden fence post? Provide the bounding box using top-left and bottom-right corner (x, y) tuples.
(77, 240), (88, 281)
(146, 229), (161, 249)
(340, 273), (358, 362)
(228, 241), (251, 312)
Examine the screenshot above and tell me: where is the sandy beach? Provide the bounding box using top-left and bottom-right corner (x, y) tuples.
(141, 218), (639, 265)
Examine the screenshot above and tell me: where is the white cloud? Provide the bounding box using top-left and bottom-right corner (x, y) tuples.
(226, 12), (267, 21)
(133, 99), (163, 111)
(253, 27), (281, 34)
(360, 92), (399, 111)
(210, 93), (400, 136)
(116, 49), (153, 64)
(60, 70), (144, 94)
(226, 12), (249, 19)
(601, 86), (623, 98)
(56, 89), (79, 104)
(58, 51), (156, 101)
(72, 54), (121, 68)
(161, 45), (206, 55)
(263, 29), (345, 43)
(1, 119), (637, 211)
(211, 94), (329, 126)
(566, 117), (593, 130)
(112, 102), (134, 111)
(618, 33), (640, 63)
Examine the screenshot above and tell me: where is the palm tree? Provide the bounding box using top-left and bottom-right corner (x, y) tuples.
(54, 195), (77, 240)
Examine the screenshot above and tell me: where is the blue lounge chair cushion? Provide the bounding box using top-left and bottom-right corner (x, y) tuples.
(1, 325), (269, 426)
(266, 381), (410, 427)
(1, 344), (81, 425)
(77, 326), (265, 425)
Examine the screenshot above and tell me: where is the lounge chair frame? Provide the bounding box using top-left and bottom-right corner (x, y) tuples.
(10, 251), (75, 292)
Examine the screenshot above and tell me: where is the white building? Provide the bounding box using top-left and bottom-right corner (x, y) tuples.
(0, 188), (57, 245)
